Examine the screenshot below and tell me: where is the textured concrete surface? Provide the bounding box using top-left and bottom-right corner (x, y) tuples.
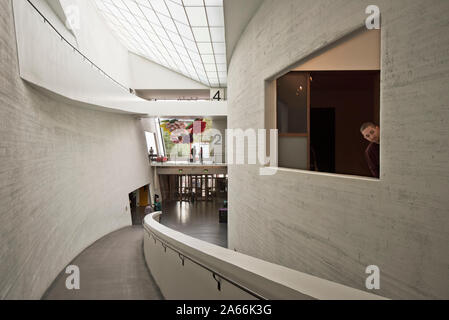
(0, 0), (151, 299)
(227, 0), (449, 299)
(43, 227), (163, 300)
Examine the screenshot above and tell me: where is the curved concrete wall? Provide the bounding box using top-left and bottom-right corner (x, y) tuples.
(58, 0), (132, 89)
(13, 1), (228, 117)
(0, 0), (151, 299)
(227, 0), (449, 299)
(144, 213), (385, 300)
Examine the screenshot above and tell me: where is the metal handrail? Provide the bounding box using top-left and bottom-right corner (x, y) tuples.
(143, 221), (267, 300)
(25, 0), (129, 92)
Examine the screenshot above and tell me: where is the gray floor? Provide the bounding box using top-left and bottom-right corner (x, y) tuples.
(43, 200), (226, 299)
(42, 226), (163, 300)
(159, 200), (228, 248)
(131, 206), (147, 226)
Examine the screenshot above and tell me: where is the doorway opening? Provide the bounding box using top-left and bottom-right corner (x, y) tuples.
(128, 184), (151, 226)
(310, 108), (335, 173)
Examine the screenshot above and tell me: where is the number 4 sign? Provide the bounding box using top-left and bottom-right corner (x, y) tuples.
(210, 88), (226, 101)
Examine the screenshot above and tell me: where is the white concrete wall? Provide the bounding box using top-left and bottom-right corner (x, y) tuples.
(211, 118), (227, 163)
(0, 0), (151, 299)
(227, 0), (449, 299)
(129, 53), (208, 90)
(293, 29), (380, 71)
(135, 100), (227, 117)
(30, 0), (77, 47)
(141, 118), (162, 203)
(58, 0), (131, 88)
(12, 0), (227, 117)
(13, 0), (135, 108)
(13, 1), (228, 119)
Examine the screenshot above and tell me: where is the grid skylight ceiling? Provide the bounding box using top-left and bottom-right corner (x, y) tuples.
(94, 0), (227, 88)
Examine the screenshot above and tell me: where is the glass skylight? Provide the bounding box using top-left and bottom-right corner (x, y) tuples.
(94, 0), (227, 87)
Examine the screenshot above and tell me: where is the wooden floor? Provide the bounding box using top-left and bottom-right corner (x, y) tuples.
(42, 226), (163, 300)
(159, 200), (228, 248)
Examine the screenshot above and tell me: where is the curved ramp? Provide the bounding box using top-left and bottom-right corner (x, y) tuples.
(43, 226), (163, 300)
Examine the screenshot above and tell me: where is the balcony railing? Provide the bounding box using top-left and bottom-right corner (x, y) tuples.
(143, 212), (387, 300)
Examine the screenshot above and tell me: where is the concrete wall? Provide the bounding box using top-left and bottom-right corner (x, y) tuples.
(129, 53), (208, 90)
(0, 0), (151, 299)
(293, 29), (380, 71)
(212, 118), (227, 163)
(12, 0), (228, 117)
(31, 0), (77, 47)
(227, 0), (449, 299)
(141, 118), (162, 203)
(58, 0), (131, 88)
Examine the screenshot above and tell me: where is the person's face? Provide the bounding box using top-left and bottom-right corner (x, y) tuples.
(361, 126), (380, 144)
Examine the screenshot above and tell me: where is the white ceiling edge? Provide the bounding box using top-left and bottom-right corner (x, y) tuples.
(14, 0), (226, 119)
(224, 0), (264, 65)
(29, 81), (227, 117)
(129, 52), (210, 90)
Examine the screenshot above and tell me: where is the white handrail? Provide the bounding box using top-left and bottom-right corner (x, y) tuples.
(143, 212), (387, 300)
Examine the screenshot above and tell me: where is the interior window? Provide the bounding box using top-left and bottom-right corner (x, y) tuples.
(276, 70), (380, 178)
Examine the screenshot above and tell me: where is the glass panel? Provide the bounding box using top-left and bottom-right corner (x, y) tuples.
(277, 72), (308, 134)
(167, 2), (189, 24)
(213, 42), (226, 54)
(185, 7), (208, 26)
(209, 27), (225, 42)
(278, 136), (308, 170)
(183, 0), (204, 6)
(145, 132), (157, 154)
(198, 42), (214, 54)
(205, 0), (223, 6)
(94, 0), (227, 86)
(206, 7), (224, 27)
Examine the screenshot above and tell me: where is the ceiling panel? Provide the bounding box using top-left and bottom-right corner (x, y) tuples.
(94, 0), (227, 87)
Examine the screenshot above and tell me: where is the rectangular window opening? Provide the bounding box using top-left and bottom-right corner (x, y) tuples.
(270, 30), (381, 179)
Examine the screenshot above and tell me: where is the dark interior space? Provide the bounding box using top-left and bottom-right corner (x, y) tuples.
(277, 72), (308, 134)
(276, 70), (379, 176)
(310, 108), (335, 173)
(159, 174), (228, 202)
(129, 185), (151, 225)
(129, 191), (138, 225)
(310, 71), (380, 177)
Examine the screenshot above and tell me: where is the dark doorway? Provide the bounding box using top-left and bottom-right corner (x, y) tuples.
(128, 191), (138, 225)
(128, 184), (151, 226)
(310, 108), (335, 173)
(310, 71), (380, 177)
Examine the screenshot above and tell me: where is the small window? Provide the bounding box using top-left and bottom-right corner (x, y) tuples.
(145, 132), (158, 154)
(276, 70), (380, 178)
(270, 30), (381, 178)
